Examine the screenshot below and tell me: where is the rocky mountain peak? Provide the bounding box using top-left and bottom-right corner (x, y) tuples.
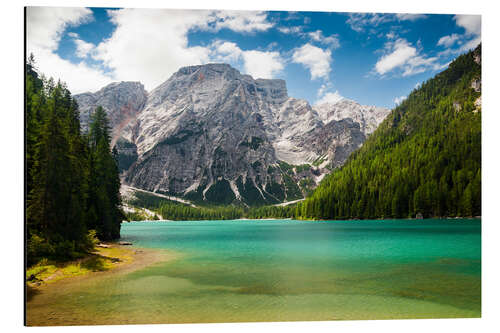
(75, 63), (391, 206)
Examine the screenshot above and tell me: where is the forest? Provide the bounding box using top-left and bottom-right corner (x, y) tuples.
(124, 191), (295, 221)
(295, 45), (481, 220)
(26, 55), (122, 266)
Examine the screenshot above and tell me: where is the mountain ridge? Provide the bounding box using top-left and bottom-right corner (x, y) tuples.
(74, 63), (391, 206)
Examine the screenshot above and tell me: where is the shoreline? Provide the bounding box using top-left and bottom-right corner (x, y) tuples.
(123, 216), (481, 223)
(26, 242), (179, 304)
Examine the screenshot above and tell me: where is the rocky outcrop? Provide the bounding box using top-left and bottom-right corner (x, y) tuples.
(471, 79), (481, 92)
(76, 63), (390, 205)
(313, 99), (391, 136)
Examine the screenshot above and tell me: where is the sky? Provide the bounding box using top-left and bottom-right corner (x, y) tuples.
(26, 7), (481, 108)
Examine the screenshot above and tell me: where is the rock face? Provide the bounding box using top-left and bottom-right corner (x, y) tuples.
(75, 63), (390, 205)
(74, 81), (147, 145)
(313, 99), (391, 136)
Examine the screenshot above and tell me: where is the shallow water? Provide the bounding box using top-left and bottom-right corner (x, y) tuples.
(27, 219), (481, 325)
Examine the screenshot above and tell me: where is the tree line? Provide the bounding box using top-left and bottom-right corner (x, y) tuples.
(26, 55), (122, 266)
(123, 190), (296, 221)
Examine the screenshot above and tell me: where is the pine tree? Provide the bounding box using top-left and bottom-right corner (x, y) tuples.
(87, 106), (123, 240)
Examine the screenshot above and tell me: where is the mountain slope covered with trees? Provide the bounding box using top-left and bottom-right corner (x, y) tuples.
(296, 46), (481, 220)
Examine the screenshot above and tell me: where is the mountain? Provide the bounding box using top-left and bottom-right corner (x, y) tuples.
(75, 63), (390, 206)
(313, 99), (391, 135)
(74, 81), (147, 145)
(296, 45), (481, 219)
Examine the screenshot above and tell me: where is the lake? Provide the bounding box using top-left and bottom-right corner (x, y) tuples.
(27, 219), (481, 325)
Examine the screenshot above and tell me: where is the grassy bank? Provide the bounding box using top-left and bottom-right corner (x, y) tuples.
(26, 243), (136, 289)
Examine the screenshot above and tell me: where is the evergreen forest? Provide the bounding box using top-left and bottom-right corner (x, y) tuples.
(26, 55), (123, 266)
(295, 46), (481, 220)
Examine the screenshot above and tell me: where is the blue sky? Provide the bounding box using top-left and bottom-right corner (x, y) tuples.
(26, 7), (480, 108)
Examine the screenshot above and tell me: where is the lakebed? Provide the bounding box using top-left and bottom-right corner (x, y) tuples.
(26, 219), (481, 325)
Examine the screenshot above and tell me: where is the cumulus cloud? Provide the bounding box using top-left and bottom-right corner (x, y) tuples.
(437, 15), (481, 56)
(68, 32), (96, 58)
(211, 41), (243, 63)
(27, 7), (277, 93)
(93, 9), (214, 90)
(26, 7), (114, 93)
(437, 33), (460, 48)
(210, 41), (284, 79)
(375, 39), (416, 75)
(93, 8), (276, 90)
(455, 15), (481, 36)
(308, 30), (340, 49)
(210, 10), (273, 32)
(27, 7), (93, 51)
(292, 43), (332, 80)
(316, 90), (344, 105)
(241, 51), (284, 79)
(374, 38), (442, 77)
(394, 95), (407, 105)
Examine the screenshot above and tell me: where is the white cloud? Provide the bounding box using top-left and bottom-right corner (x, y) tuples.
(26, 7), (114, 93)
(395, 13), (428, 21)
(278, 26), (302, 34)
(211, 41), (243, 63)
(347, 13), (427, 33)
(26, 7), (93, 51)
(316, 90), (344, 105)
(437, 15), (481, 56)
(394, 95), (407, 105)
(210, 41), (284, 79)
(455, 15), (481, 36)
(68, 33), (96, 58)
(346, 13), (393, 32)
(27, 7), (277, 93)
(437, 33), (460, 47)
(454, 15), (481, 52)
(386, 32), (397, 40)
(94, 9), (215, 90)
(242, 51), (284, 79)
(459, 35), (481, 52)
(210, 10), (273, 33)
(308, 30), (340, 49)
(374, 38), (442, 77)
(292, 43), (332, 80)
(93, 9), (276, 90)
(30, 48), (115, 93)
(375, 39), (417, 75)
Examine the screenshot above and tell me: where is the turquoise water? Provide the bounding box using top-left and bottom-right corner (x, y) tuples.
(28, 219), (481, 325)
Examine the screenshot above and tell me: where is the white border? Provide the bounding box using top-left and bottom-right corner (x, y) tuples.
(2, 1), (498, 332)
